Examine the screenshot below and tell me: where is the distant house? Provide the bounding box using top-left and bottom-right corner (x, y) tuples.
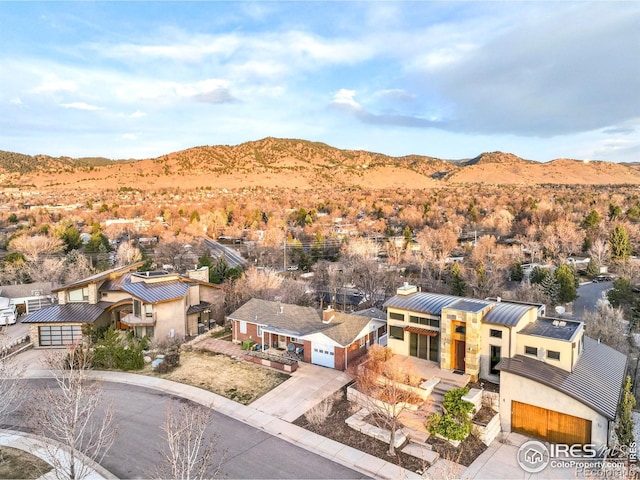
(227, 299), (386, 371)
(0, 281), (55, 314)
(383, 284), (627, 449)
(22, 262), (224, 348)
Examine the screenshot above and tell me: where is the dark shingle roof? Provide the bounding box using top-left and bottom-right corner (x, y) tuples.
(498, 337), (627, 420)
(22, 302), (113, 324)
(227, 298), (324, 336)
(484, 302), (536, 327)
(383, 292), (460, 316)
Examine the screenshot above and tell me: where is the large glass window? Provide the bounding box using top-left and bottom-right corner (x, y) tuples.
(389, 326), (404, 340)
(144, 304), (153, 318)
(133, 300), (141, 317)
(409, 332), (439, 361)
(389, 312), (404, 321)
(68, 287), (89, 302)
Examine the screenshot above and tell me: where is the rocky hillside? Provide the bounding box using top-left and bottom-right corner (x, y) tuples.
(1, 137), (638, 191)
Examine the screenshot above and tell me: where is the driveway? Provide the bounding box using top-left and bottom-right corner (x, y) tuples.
(250, 362), (352, 422)
(572, 281), (613, 320)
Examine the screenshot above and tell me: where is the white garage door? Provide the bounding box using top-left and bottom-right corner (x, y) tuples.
(311, 344), (335, 368)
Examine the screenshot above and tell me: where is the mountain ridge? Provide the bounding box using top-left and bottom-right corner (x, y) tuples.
(1, 137), (638, 189)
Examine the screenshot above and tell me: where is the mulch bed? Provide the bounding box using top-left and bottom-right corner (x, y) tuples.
(293, 385), (487, 473)
(294, 387), (426, 473)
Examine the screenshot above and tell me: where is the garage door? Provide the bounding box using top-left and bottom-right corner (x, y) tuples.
(512, 401), (591, 445)
(39, 325), (82, 347)
(311, 344), (335, 368)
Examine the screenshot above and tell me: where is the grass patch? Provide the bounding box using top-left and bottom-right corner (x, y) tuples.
(145, 350), (289, 404)
(210, 327), (232, 340)
(0, 446), (52, 479)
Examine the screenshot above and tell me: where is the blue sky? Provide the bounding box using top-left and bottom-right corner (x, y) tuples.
(1, 1), (638, 162)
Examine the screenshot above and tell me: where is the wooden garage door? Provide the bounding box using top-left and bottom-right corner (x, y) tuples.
(512, 401), (592, 445)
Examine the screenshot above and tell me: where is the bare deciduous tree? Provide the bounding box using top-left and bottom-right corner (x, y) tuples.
(350, 345), (422, 456)
(155, 400), (222, 480)
(114, 241), (142, 266)
(27, 346), (116, 480)
(8, 235), (65, 262)
(0, 330), (26, 425)
(584, 303), (630, 353)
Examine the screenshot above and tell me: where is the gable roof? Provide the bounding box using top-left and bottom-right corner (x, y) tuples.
(22, 301), (113, 324)
(498, 337), (627, 420)
(321, 312), (371, 346)
(227, 298), (324, 336)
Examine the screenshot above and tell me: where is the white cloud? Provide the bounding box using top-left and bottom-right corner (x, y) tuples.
(59, 102), (102, 111)
(122, 133), (138, 140)
(32, 78), (77, 94)
(331, 89), (360, 109)
(10, 97), (22, 105)
(129, 110), (146, 118)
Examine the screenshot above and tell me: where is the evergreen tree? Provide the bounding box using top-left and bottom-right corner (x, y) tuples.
(581, 210), (601, 230)
(509, 261), (524, 282)
(555, 264), (578, 304)
(541, 272), (560, 304)
(610, 225), (632, 262)
(616, 376), (636, 448)
(530, 266), (549, 285)
(449, 262), (466, 296)
(586, 258), (600, 278)
(607, 278), (634, 309)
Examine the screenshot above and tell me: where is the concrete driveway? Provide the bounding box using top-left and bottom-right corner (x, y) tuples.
(250, 362), (352, 422)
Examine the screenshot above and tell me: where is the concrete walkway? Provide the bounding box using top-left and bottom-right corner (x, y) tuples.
(0, 429), (116, 480)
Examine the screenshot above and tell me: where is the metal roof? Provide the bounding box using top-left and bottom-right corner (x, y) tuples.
(120, 279), (190, 304)
(52, 261), (145, 292)
(446, 298), (492, 313)
(519, 317), (582, 341)
(22, 302), (113, 324)
(498, 337), (627, 420)
(383, 292), (460, 316)
(484, 302), (536, 327)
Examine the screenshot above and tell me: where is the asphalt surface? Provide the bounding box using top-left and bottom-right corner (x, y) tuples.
(7, 379), (367, 480)
(572, 280), (613, 320)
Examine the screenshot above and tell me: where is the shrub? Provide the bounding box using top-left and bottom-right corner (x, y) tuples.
(427, 386), (473, 442)
(443, 386), (474, 418)
(304, 397), (334, 427)
(92, 327), (145, 371)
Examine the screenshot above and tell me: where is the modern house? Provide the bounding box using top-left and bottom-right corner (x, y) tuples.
(22, 263), (224, 348)
(383, 284), (627, 449)
(227, 298), (387, 370)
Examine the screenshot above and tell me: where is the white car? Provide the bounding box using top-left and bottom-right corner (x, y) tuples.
(0, 306), (17, 326)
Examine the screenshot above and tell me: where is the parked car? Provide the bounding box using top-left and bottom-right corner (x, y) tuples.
(592, 275), (613, 283)
(0, 305), (17, 326)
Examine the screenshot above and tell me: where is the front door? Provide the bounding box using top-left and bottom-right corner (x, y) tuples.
(455, 340), (466, 371)
(278, 335), (287, 349)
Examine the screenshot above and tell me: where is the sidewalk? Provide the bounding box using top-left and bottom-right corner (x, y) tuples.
(19, 348), (422, 480)
(0, 429), (116, 480)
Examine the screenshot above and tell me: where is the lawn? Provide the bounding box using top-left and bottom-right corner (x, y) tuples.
(0, 447), (52, 479)
(145, 350), (290, 404)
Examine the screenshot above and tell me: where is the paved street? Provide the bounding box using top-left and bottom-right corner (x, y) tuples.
(8, 379), (368, 480)
(572, 281), (613, 320)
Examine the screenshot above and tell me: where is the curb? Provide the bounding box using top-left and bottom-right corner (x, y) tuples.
(25, 369), (423, 480)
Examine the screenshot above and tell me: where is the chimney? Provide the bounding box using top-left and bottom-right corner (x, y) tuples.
(496, 296), (501, 302)
(323, 306), (335, 323)
(397, 283), (418, 296)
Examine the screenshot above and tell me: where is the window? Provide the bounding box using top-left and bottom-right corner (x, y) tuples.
(135, 326), (143, 338)
(144, 304), (153, 318)
(389, 325), (404, 340)
(429, 318), (440, 328)
(446, 314), (458, 320)
(490, 329), (502, 339)
(39, 325), (82, 346)
(257, 325), (263, 337)
(359, 336), (366, 347)
(490, 345), (501, 375)
(133, 300), (141, 317)
(239, 321), (247, 334)
(389, 312), (404, 321)
(455, 325), (466, 334)
(146, 326), (154, 339)
(547, 350), (560, 360)
(68, 287), (89, 302)
(290, 336), (301, 343)
(525, 346), (537, 356)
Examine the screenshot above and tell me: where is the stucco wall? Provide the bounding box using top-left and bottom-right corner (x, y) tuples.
(154, 298), (187, 339)
(499, 370), (609, 449)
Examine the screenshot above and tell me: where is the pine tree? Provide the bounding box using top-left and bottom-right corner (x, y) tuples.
(555, 264), (578, 304)
(586, 258), (600, 278)
(616, 376), (636, 448)
(610, 225), (632, 262)
(541, 272), (559, 304)
(449, 262), (466, 296)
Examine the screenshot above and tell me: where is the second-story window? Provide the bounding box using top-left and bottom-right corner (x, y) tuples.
(133, 300), (141, 317)
(145, 304), (153, 318)
(547, 350), (560, 360)
(525, 346), (537, 356)
(490, 329), (502, 338)
(68, 287), (89, 302)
